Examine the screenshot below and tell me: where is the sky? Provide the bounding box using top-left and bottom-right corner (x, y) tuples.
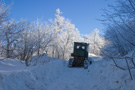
(5, 0), (116, 34)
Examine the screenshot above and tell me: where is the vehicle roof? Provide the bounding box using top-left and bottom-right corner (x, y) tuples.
(74, 42), (89, 45)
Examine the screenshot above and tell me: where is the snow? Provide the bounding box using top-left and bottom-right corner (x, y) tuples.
(89, 53), (97, 57)
(0, 55), (135, 90)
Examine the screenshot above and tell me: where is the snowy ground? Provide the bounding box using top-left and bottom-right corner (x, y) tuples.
(0, 55), (135, 90)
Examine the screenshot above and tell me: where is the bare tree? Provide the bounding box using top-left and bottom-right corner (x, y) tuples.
(0, 1), (10, 56)
(1, 20), (25, 58)
(101, 0), (135, 55)
(100, 0), (135, 80)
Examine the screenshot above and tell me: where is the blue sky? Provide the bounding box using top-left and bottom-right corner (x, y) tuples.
(5, 0), (116, 34)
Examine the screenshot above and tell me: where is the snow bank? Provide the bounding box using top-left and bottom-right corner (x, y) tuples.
(0, 56), (66, 90)
(30, 54), (52, 65)
(46, 59), (135, 90)
(0, 55), (135, 90)
(88, 60), (135, 90)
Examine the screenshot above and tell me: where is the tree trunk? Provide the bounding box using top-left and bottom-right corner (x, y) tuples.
(5, 32), (10, 58)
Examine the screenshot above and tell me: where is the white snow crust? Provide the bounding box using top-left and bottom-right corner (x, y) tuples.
(0, 55), (135, 90)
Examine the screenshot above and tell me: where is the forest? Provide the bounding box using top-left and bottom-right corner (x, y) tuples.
(0, 0), (134, 70)
(0, 0), (135, 64)
(0, 2), (105, 63)
(0, 0), (135, 66)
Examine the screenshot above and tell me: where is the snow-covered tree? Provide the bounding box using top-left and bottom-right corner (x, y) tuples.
(0, 2), (10, 56)
(48, 8), (81, 59)
(0, 2), (9, 25)
(0, 20), (26, 58)
(60, 20), (80, 59)
(83, 29), (105, 56)
(101, 0), (135, 56)
(34, 19), (54, 56)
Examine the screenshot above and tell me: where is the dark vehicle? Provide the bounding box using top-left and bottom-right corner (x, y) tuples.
(68, 42), (92, 69)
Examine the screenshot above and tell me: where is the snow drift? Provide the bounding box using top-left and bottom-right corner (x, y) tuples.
(0, 55), (66, 90)
(0, 55), (135, 90)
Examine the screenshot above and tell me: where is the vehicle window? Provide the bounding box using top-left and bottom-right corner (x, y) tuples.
(82, 46), (85, 49)
(77, 45), (80, 49)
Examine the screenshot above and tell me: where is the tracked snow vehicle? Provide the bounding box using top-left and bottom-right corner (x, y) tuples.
(68, 42), (92, 69)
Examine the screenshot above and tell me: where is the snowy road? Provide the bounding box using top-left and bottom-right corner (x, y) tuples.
(0, 57), (135, 90)
(46, 59), (134, 90)
(46, 67), (92, 90)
